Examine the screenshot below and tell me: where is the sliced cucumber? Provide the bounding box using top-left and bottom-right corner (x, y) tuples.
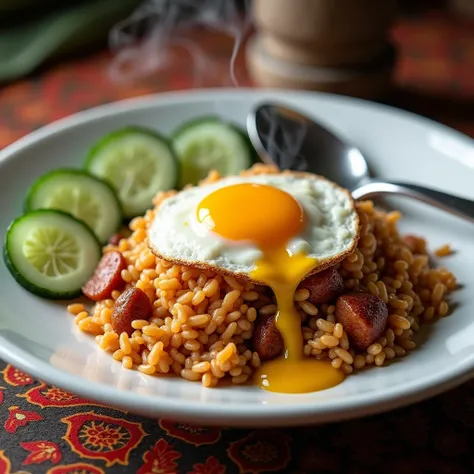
(84, 127), (179, 218)
(25, 169), (122, 244)
(4, 210), (101, 299)
(172, 117), (254, 188)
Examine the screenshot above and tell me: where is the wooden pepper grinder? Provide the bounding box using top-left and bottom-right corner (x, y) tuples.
(246, 0), (398, 99)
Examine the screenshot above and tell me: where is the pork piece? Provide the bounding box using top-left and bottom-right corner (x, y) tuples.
(111, 287), (153, 336)
(403, 234), (427, 254)
(252, 314), (284, 361)
(335, 293), (388, 350)
(82, 251), (126, 301)
(108, 233), (124, 246)
(299, 267), (344, 304)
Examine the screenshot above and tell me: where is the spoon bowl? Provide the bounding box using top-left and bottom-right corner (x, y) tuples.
(247, 102), (474, 223)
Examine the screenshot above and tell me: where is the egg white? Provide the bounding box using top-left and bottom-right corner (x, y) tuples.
(148, 173), (359, 280)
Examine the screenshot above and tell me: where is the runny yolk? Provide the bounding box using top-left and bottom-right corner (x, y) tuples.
(197, 183), (305, 248)
(251, 247), (344, 393)
(197, 183), (344, 393)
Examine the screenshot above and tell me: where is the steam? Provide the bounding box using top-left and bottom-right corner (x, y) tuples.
(108, 0), (252, 87)
(108, 1), (309, 173)
(257, 106), (309, 171)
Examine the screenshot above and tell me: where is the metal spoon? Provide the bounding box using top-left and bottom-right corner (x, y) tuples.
(247, 102), (474, 223)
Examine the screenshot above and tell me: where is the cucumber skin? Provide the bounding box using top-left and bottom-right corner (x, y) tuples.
(3, 209), (101, 300)
(84, 125), (180, 195)
(171, 116), (260, 168)
(23, 168), (124, 242)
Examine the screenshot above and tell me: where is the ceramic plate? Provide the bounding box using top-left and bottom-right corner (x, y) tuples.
(1, 89), (473, 427)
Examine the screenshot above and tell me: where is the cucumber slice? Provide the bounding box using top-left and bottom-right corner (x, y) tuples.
(172, 117), (254, 187)
(4, 210), (101, 299)
(25, 169), (122, 244)
(84, 127), (179, 218)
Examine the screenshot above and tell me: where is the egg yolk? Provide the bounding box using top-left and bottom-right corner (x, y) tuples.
(197, 183), (305, 248)
(197, 183), (344, 394)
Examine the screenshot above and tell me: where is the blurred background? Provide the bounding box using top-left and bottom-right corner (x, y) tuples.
(0, 0), (472, 146)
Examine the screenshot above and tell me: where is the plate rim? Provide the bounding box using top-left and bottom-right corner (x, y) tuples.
(1, 88), (473, 168)
(1, 87), (473, 427)
(1, 335), (474, 427)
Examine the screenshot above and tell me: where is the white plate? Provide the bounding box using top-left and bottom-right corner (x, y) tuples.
(1, 89), (473, 427)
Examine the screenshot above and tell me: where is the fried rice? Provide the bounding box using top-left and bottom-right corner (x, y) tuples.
(68, 164), (457, 387)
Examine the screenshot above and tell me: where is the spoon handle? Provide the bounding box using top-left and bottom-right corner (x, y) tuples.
(352, 181), (474, 223)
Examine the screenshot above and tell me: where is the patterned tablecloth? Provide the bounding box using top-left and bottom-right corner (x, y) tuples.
(1, 11), (474, 474)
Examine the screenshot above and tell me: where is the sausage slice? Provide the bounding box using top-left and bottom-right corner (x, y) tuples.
(252, 314), (284, 361)
(335, 293), (388, 350)
(108, 233), (124, 246)
(112, 287), (153, 335)
(403, 234), (427, 254)
(82, 251), (126, 301)
(299, 267), (344, 304)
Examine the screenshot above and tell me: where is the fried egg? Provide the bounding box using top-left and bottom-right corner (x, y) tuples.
(148, 171), (359, 394)
(148, 172), (359, 280)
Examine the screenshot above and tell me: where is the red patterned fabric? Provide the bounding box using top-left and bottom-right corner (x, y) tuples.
(0, 13), (473, 473)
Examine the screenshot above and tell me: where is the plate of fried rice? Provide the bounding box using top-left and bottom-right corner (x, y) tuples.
(0, 89), (473, 427)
